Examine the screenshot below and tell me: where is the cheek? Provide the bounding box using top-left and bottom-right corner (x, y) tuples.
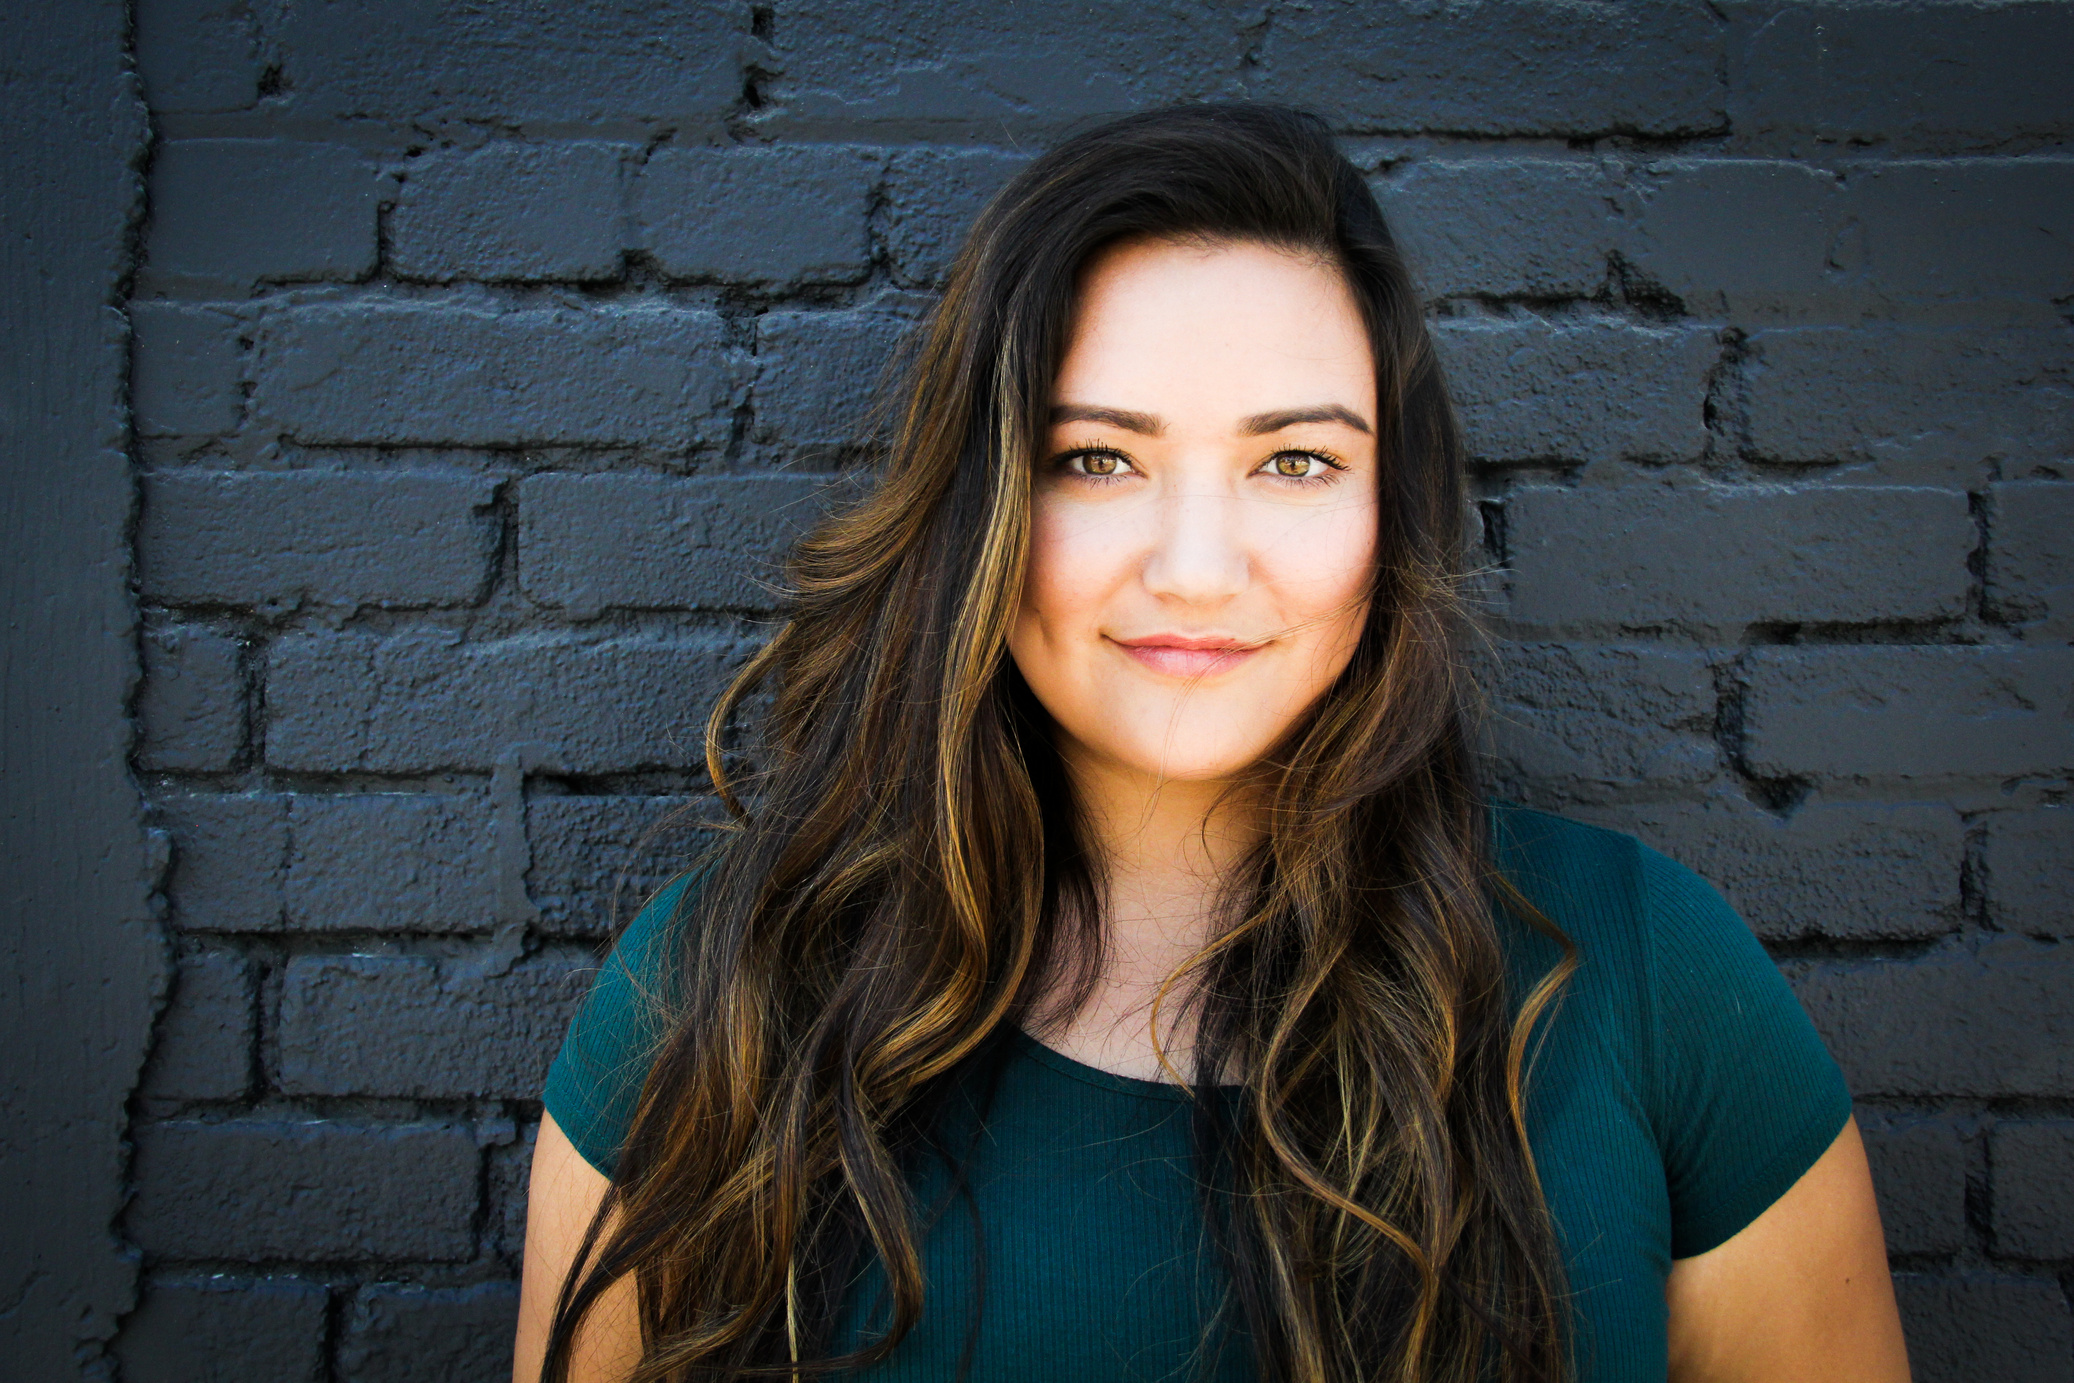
(1259, 498), (1378, 632)
(1250, 500), (1378, 717)
(1017, 497), (1131, 638)
(1010, 502), (1098, 715)
(1009, 497), (1150, 760)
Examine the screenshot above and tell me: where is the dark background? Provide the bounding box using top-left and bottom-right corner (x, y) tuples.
(4, 1), (2069, 1379)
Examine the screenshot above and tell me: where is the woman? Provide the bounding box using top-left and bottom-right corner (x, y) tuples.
(515, 105), (1910, 1383)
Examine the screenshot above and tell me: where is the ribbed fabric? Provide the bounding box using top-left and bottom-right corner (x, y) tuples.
(543, 805), (1852, 1383)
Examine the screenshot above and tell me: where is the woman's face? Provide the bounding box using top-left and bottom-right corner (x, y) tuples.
(1008, 236), (1380, 787)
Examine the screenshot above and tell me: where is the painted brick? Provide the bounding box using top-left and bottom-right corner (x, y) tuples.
(1258, 0), (1722, 137)
(487, 1123), (536, 1262)
(1985, 810), (2074, 938)
(270, 0), (739, 126)
(135, 0), (260, 114)
(526, 795), (710, 937)
(392, 143), (629, 283)
(1992, 1122), (2074, 1261)
(131, 302), (242, 436)
(277, 951), (588, 1099)
(753, 309), (909, 455)
(113, 1276), (327, 1383)
(1729, 2), (2074, 151)
(128, 1120), (478, 1261)
(161, 793), (505, 935)
(285, 794), (502, 934)
(1623, 160), (1841, 319)
(141, 950), (253, 1101)
(1850, 160), (2074, 312)
(1506, 483), (1972, 630)
(251, 302), (740, 448)
(1861, 1119), (1968, 1258)
(1434, 318), (1717, 463)
(1577, 797), (1961, 942)
(1741, 647), (2074, 782)
(1478, 643), (1720, 791)
(1791, 938), (2074, 1098)
(137, 625), (244, 772)
(266, 632), (746, 774)
(520, 473), (830, 615)
(340, 1282), (519, 1383)
(1891, 1274), (2074, 1383)
(761, 0), (1246, 138)
(1991, 1127), (2074, 1268)
(1988, 481), (2074, 639)
(637, 146), (877, 285)
(139, 471), (497, 607)
(160, 794), (288, 933)
(146, 140), (381, 283)
(881, 148), (1030, 287)
(1742, 326), (2072, 475)
(1375, 159), (1619, 301)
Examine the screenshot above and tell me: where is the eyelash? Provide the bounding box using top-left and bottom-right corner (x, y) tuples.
(1052, 446), (1349, 487)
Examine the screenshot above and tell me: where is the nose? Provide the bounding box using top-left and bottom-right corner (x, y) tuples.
(1140, 484), (1250, 606)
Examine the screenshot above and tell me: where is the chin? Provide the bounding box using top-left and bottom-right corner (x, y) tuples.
(1148, 757), (1260, 784)
(1095, 721), (1284, 785)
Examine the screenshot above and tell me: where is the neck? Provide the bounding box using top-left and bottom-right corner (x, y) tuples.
(1071, 750), (1257, 911)
(1030, 742), (1260, 1081)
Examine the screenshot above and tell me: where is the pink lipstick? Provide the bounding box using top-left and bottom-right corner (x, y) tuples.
(1108, 633), (1262, 679)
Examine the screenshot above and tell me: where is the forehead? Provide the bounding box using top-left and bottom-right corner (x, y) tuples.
(1053, 237), (1375, 424)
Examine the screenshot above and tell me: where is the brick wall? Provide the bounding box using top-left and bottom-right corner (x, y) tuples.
(116, 2), (2071, 1379)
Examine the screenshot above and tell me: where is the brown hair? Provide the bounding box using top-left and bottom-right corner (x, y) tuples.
(544, 103), (1576, 1383)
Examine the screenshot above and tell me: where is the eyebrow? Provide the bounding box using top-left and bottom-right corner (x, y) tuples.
(1240, 404), (1372, 436)
(1049, 403), (1164, 435)
(1048, 402), (1374, 437)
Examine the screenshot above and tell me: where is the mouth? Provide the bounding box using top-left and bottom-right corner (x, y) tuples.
(1107, 633), (1263, 679)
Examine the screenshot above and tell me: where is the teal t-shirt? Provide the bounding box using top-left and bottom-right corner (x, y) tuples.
(542, 806), (1852, 1382)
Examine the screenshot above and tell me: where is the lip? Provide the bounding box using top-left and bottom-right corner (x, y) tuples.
(1107, 633), (1263, 680)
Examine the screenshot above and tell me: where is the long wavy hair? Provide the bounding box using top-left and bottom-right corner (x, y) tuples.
(543, 103), (1576, 1383)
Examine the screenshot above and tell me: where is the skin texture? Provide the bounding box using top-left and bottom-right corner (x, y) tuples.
(514, 238), (1911, 1383)
(513, 1112), (634, 1383)
(1665, 1118), (1911, 1383)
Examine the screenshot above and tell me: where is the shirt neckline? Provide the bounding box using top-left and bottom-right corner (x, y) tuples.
(1010, 1028), (1236, 1103)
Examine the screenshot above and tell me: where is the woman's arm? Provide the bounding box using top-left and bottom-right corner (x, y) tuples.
(1665, 1117), (1911, 1383)
(513, 1112), (643, 1383)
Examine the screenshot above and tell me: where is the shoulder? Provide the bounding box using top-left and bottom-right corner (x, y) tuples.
(1492, 804), (1853, 1253)
(1490, 801), (1753, 968)
(607, 867), (708, 990)
(1486, 801), (1792, 1099)
(542, 857), (721, 1178)
(1489, 802), (1650, 972)
(1491, 801), (1645, 904)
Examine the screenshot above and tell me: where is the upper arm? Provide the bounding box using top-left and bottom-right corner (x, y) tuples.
(1639, 845), (1854, 1258)
(1666, 1117), (1910, 1383)
(1633, 844), (1904, 1376)
(543, 873), (702, 1180)
(513, 1111), (643, 1383)
(519, 874), (714, 1382)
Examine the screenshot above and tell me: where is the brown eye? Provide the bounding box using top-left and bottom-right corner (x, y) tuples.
(1272, 453), (1319, 478)
(1068, 450), (1130, 477)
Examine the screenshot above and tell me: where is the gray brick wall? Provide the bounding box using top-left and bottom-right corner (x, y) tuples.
(115, 3), (2071, 1380)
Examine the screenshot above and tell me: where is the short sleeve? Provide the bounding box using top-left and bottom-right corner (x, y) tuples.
(1639, 845), (1854, 1259)
(543, 872), (702, 1178)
